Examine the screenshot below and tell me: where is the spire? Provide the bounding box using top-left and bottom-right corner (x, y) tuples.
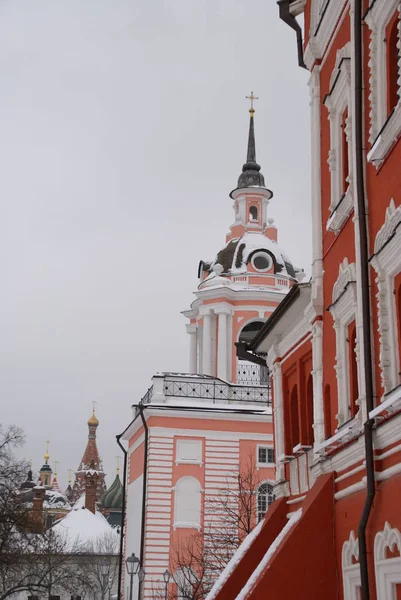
(230, 92), (272, 199)
(44, 440), (50, 464)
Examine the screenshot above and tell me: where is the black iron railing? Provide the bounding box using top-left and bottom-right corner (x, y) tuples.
(140, 375), (271, 405)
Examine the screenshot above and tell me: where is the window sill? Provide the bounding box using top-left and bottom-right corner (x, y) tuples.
(370, 384), (401, 420)
(326, 188), (353, 233)
(173, 521), (201, 531)
(367, 103), (401, 168)
(256, 462), (275, 469)
(175, 460), (203, 467)
(315, 415), (362, 455)
(292, 443), (312, 456)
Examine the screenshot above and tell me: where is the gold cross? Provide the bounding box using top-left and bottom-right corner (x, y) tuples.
(68, 469), (73, 484)
(116, 456), (121, 475)
(44, 440), (50, 462)
(246, 91), (259, 113)
(53, 460), (59, 476)
(92, 400), (97, 411)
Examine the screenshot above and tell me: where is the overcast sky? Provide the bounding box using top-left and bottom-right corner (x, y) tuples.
(0, 0), (311, 490)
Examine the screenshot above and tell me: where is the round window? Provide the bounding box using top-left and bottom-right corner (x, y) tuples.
(251, 251), (273, 272)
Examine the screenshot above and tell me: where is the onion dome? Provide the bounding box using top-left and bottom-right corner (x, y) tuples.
(87, 409), (99, 427)
(101, 473), (123, 510)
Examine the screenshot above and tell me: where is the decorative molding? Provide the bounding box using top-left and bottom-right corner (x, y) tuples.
(324, 47), (353, 216)
(332, 258), (357, 304)
(371, 199), (401, 395)
(374, 199), (401, 254)
(326, 188), (353, 233)
(374, 522), (401, 600)
(342, 531), (361, 599)
(329, 260), (359, 426)
(365, 1), (401, 145)
(309, 0), (347, 61)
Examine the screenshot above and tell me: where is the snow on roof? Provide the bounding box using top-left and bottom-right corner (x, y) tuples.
(43, 489), (71, 510)
(207, 509), (302, 600)
(72, 492), (85, 509)
(52, 506), (119, 553)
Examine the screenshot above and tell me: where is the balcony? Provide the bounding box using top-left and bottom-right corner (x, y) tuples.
(138, 372), (271, 408)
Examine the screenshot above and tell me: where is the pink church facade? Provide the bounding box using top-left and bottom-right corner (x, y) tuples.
(120, 105), (302, 599)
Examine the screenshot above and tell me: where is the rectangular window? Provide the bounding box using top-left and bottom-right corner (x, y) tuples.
(176, 439), (202, 465)
(257, 446), (274, 465)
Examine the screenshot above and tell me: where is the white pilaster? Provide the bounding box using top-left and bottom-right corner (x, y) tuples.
(272, 360), (285, 481)
(311, 320), (325, 446)
(202, 312), (213, 376)
(215, 308), (231, 381)
(186, 323), (198, 374)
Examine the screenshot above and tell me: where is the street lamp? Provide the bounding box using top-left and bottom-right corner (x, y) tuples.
(100, 561), (110, 600)
(163, 569), (170, 600)
(126, 553), (140, 600)
(138, 567), (145, 599)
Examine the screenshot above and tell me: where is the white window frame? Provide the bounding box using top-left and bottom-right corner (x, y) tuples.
(307, 0), (347, 66)
(371, 198), (401, 396)
(366, 2), (401, 166)
(374, 522), (401, 600)
(175, 439), (203, 467)
(256, 445), (275, 467)
(329, 259), (360, 427)
(342, 531), (361, 599)
(173, 476), (201, 530)
(257, 481), (274, 522)
(324, 44), (353, 232)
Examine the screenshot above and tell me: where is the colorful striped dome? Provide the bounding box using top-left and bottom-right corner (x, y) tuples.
(101, 473), (123, 509)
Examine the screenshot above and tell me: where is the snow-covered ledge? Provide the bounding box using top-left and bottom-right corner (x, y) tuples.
(370, 384), (401, 420)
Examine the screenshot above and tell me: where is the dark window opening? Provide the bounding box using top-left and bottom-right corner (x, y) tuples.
(238, 320), (265, 345)
(341, 107), (349, 196)
(305, 374), (314, 446)
(290, 385), (300, 449)
(348, 323), (359, 417)
(324, 384), (331, 440)
(249, 205), (258, 221)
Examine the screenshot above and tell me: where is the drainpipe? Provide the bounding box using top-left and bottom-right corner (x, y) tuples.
(353, 0), (376, 597)
(277, 0), (307, 69)
(139, 406), (149, 565)
(116, 433), (128, 600)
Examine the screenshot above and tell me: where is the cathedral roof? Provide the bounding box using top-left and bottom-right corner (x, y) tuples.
(20, 468), (36, 491)
(204, 231), (297, 283)
(21, 487), (71, 511)
(101, 474), (123, 510)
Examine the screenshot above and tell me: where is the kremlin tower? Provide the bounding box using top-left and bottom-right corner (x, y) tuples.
(121, 99), (301, 600)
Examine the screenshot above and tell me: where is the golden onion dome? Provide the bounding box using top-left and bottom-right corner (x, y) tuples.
(87, 410), (99, 427)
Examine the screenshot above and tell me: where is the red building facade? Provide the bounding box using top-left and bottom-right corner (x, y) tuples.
(210, 1), (401, 598)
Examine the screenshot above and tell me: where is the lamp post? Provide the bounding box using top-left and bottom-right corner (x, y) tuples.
(163, 569), (170, 600)
(100, 562), (109, 600)
(125, 553), (140, 600)
(138, 567), (145, 600)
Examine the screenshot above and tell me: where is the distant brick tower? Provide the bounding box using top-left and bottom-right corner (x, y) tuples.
(70, 408), (106, 504)
(84, 464), (99, 514)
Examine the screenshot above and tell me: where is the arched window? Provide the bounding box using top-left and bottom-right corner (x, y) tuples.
(290, 385), (300, 449)
(174, 568), (196, 600)
(387, 16), (400, 115)
(257, 482), (274, 522)
(305, 374), (314, 446)
(348, 323), (359, 417)
(324, 384), (331, 440)
(249, 205), (258, 221)
(174, 477), (201, 528)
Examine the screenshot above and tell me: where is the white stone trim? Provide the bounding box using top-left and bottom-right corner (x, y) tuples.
(329, 260), (361, 426)
(311, 319), (325, 446)
(374, 522), (401, 600)
(324, 44), (353, 228)
(365, 1), (401, 148)
(309, 0), (347, 62)
(342, 531), (361, 599)
(371, 199), (401, 395)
